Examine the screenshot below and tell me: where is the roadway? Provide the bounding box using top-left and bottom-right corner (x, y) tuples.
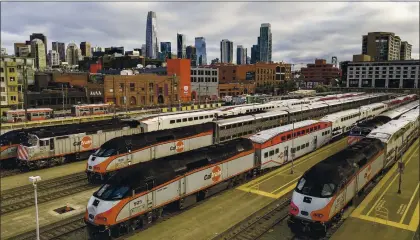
(332, 138), (419, 240)
(126, 137), (349, 240)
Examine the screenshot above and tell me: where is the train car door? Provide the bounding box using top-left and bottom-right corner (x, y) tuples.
(313, 135), (318, 150)
(284, 146), (289, 162)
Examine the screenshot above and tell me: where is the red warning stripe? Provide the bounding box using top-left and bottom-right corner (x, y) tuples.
(17, 145), (29, 160)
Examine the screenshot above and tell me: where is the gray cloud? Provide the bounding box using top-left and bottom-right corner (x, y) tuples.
(1, 1), (419, 65)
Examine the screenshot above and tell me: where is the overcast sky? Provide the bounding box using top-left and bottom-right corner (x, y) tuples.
(1, 1), (419, 67)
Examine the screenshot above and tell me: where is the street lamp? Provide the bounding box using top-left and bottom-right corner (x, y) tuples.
(291, 119), (295, 174)
(29, 176), (42, 240)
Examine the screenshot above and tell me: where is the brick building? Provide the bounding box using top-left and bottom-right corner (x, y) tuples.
(300, 59), (341, 88)
(166, 59), (191, 103)
(103, 74), (179, 107)
(217, 62), (291, 87)
(219, 82), (255, 97)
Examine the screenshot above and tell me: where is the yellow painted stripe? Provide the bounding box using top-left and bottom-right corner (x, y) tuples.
(270, 175), (301, 194)
(273, 183), (298, 199)
(400, 183), (419, 224)
(356, 215), (415, 231)
(408, 202), (419, 231)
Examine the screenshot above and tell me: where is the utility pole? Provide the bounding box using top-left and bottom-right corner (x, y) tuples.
(397, 134), (404, 194)
(291, 119), (295, 174)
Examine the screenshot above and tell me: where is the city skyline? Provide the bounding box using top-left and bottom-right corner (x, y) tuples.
(1, 2), (419, 66)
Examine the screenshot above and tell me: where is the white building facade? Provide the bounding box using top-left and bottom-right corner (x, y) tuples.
(190, 67), (219, 101)
(346, 60), (419, 89)
(48, 50), (60, 67)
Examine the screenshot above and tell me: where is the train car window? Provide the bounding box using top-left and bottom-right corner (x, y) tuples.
(306, 129), (309, 133)
(264, 152), (268, 158)
(232, 124), (237, 128)
(291, 148), (296, 153)
(170, 120), (175, 124)
(281, 136), (286, 141)
(194, 117), (198, 120)
(205, 115), (209, 119)
(287, 134), (291, 139)
(176, 119), (182, 123)
(322, 132), (325, 136)
(188, 117), (193, 121)
(306, 142), (309, 147)
(275, 148), (279, 154)
(182, 118), (187, 122)
(226, 125), (231, 129)
(341, 118), (344, 121)
(269, 150), (274, 156)
(199, 116), (204, 120)
(297, 132), (301, 136)
(301, 144), (305, 149)
(297, 146), (301, 151)
(301, 130), (305, 135)
(248, 130), (253, 134)
(220, 137), (226, 141)
(40, 140), (45, 146)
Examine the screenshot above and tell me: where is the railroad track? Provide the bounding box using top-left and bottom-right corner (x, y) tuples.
(0, 169), (21, 178)
(213, 194), (292, 240)
(0, 172), (98, 215)
(6, 213), (86, 240)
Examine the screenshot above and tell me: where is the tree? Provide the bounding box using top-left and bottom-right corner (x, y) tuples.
(314, 85), (328, 92)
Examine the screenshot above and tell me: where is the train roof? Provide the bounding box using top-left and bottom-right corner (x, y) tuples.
(377, 101), (419, 119)
(6, 108), (53, 113)
(320, 108), (360, 121)
(399, 109), (420, 121)
(303, 138), (384, 186)
(367, 119), (412, 142)
(29, 118), (139, 139)
(249, 120), (319, 144)
(140, 110), (220, 124)
(360, 102), (386, 110)
(106, 138), (254, 189)
(215, 110), (289, 126)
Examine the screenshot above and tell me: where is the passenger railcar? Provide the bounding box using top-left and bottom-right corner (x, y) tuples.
(288, 138), (386, 233)
(84, 138), (256, 239)
(85, 123), (214, 182)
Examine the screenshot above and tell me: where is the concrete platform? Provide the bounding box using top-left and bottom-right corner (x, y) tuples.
(1, 188), (96, 239)
(1, 161), (86, 191)
(332, 139), (420, 240)
(127, 137), (349, 240)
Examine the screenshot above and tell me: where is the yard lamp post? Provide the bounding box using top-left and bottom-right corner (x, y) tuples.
(291, 119), (295, 174)
(29, 176), (42, 240)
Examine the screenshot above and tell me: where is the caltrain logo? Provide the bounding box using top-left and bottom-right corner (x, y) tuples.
(170, 141), (184, 153)
(204, 166), (222, 182)
(74, 136), (92, 149)
(364, 165), (372, 180)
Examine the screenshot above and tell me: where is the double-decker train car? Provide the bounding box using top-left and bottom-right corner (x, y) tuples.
(85, 123), (214, 182)
(348, 101), (419, 145)
(85, 138), (256, 239)
(16, 119), (141, 169)
(288, 111), (419, 234)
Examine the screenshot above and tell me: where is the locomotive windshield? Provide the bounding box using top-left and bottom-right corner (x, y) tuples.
(295, 177), (336, 198)
(94, 148), (117, 157)
(21, 135), (38, 147)
(94, 184), (130, 200)
(93, 140), (128, 157)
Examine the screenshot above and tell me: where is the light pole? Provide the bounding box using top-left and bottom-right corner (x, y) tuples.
(29, 176), (42, 240)
(397, 134), (404, 194)
(291, 119), (295, 174)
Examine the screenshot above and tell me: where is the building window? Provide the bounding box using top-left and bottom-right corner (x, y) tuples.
(0, 77), (4, 82)
(0, 87), (5, 92)
(1, 96), (6, 101)
(119, 83), (124, 92)
(0, 68), (3, 72)
(130, 83), (135, 91)
(109, 88), (114, 93)
(10, 96), (17, 101)
(149, 95), (154, 103)
(9, 77), (15, 82)
(9, 68), (15, 73)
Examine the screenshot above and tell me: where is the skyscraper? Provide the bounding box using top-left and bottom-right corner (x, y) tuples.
(251, 39), (260, 64)
(186, 45), (197, 66)
(400, 41), (412, 60)
(66, 43), (82, 66)
(259, 23), (272, 63)
(30, 33), (47, 56)
(236, 45), (247, 65)
(195, 37), (207, 66)
(48, 50), (60, 67)
(362, 32), (407, 61)
(177, 33), (186, 59)
(146, 11), (158, 59)
(80, 41), (91, 57)
(220, 39), (233, 64)
(52, 42), (65, 63)
(141, 44), (146, 57)
(30, 39), (47, 70)
(160, 42), (172, 60)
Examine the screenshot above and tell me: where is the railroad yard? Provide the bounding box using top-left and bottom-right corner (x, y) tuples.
(0, 93), (419, 240)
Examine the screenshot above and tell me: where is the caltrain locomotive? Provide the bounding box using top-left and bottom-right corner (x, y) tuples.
(287, 108), (419, 234)
(85, 95), (394, 182)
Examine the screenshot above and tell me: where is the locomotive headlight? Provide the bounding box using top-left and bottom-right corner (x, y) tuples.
(313, 213), (324, 218)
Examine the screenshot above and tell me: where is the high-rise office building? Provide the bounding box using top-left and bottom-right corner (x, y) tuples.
(186, 45), (197, 66)
(236, 45), (247, 65)
(48, 50), (60, 67)
(52, 42), (65, 63)
(160, 42), (172, 60)
(220, 39), (233, 64)
(146, 11), (158, 59)
(66, 43), (82, 66)
(251, 44), (260, 64)
(177, 33), (186, 59)
(30, 33), (47, 56)
(80, 41), (91, 57)
(195, 37), (207, 66)
(259, 23), (272, 63)
(30, 39), (47, 70)
(361, 32), (409, 61)
(14, 43), (27, 57)
(400, 41), (412, 60)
